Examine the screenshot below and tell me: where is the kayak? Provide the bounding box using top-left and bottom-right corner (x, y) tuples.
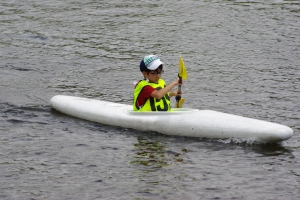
(50, 95), (293, 143)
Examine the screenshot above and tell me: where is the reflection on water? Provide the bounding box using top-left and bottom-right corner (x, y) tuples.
(127, 135), (197, 198)
(130, 136), (169, 168)
(250, 143), (295, 157)
(213, 137), (295, 157)
(130, 136), (194, 169)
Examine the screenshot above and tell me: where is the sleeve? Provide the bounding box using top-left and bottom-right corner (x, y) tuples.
(140, 86), (156, 98)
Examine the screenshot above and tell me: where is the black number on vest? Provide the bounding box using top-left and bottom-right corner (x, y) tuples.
(150, 87), (169, 111)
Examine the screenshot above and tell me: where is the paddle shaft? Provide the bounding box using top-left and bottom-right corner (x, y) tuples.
(175, 76), (182, 101)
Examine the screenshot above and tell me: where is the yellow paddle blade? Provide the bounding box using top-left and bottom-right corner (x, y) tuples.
(179, 55), (188, 80)
(175, 98), (185, 108)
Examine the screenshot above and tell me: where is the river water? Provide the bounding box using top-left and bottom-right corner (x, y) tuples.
(1, 0), (300, 199)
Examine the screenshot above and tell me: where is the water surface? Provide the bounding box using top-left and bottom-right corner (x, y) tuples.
(0, 0), (299, 199)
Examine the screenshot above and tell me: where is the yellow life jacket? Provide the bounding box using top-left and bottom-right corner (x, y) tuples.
(133, 79), (171, 111)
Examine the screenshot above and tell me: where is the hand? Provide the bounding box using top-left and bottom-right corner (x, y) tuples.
(172, 78), (183, 86)
(170, 89), (182, 97)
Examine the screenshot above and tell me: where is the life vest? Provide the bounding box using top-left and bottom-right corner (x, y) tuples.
(133, 79), (171, 111)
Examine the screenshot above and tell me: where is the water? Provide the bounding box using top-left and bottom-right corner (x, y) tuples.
(1, 0), (300, 199)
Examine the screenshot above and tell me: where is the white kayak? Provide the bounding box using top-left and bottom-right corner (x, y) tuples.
(50, 95), (293, 143)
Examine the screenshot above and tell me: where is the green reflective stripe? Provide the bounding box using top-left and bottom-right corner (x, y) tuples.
(149, 96), (156, 111)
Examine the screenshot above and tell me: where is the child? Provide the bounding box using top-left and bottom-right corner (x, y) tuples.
(133, 55), (182, 111)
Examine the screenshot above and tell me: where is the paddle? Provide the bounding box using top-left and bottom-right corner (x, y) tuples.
(175, 55), (188, 108)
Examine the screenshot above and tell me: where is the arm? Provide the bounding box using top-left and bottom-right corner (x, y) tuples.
(151, 78), (182, 99)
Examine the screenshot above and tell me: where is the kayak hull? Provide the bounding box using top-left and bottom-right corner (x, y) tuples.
(50, 95), (293, 143)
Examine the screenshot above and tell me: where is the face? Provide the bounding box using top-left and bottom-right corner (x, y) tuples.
(143, 68), (164, 83)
